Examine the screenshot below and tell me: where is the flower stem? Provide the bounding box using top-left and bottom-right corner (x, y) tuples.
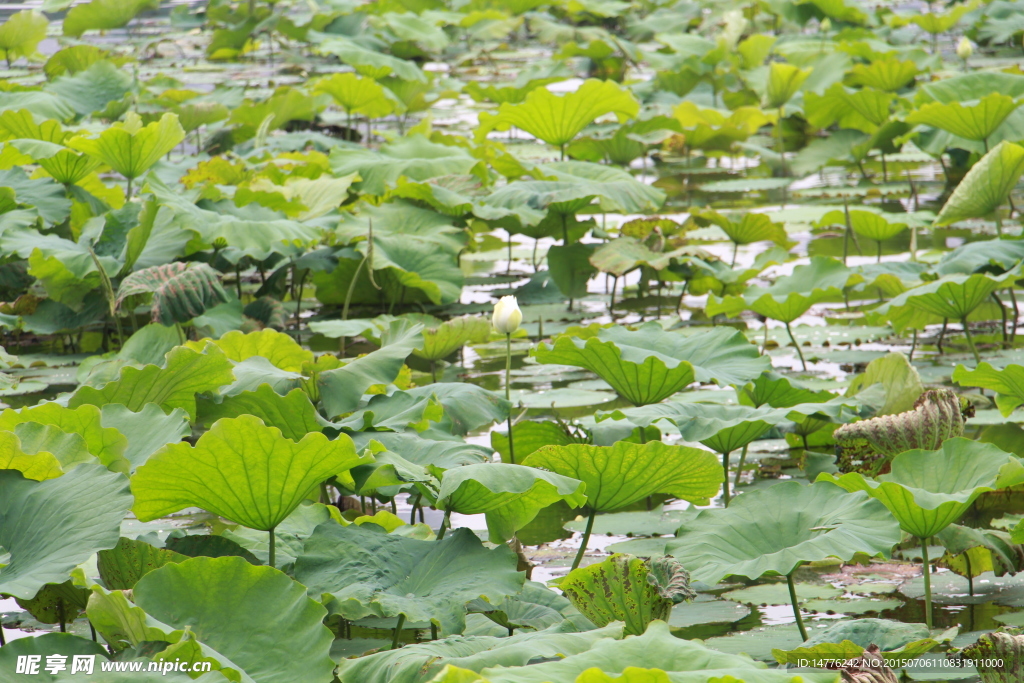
(571, 509), (596, 571)
(921, 537), (933, 630)
(787, 571), (808, 641)
(505, 333), (515, 464)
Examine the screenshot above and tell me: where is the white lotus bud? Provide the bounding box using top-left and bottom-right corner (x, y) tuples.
(492, 295), (522, 334)
(820, 18), (831, 32)
(957, 37), (973, 60)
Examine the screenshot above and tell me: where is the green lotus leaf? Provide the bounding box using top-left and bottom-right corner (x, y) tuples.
(8, 139), (102, 186)
(146, 176), (321, 263)
(532, 323), (768, 406)
(935, 141), (1024, 226)
(69, 344), (235, 422)
(199, 385), (324, 441)
(0, 464), (132, 599)
(63, 0), (158, 37)
(336, 622), (623, 683)
(835, 388), (970, 476)
(819, 208), (906, 244)
(936, 524), (1024, 580)
(560, 554), (694, 636)
(935, 239), (1024, 276)
(953, 363), (1024, 416)
(352, 431), (491, 469)
(690, 209), (790, 250)
(408, 315), (491, 362)
(0, 10), (48, 64)
(847, 58), (918, 92)
(818, 438), (1024, 539)
(313, 35), (427, 82)
(774, 617), (938, 666)
(533, 161), (666, 214)
(738, 371), (836, 408)
(0, 402), (127, 471)
(666, 481), (901, 584)
(67, 112), (184, 187)
(599, 403), (784, 454)
(474, 79), (639, 150)
(97, 537), (188, 590)
(294, 524), (525, 635)
(906, 93), (1021, 144)
(722, 256), (857, 323)
(588, 237), (705, 278)
(187, 328), (313, 372)
(467, 579), (593, 633)
(220, 501), (343, 569)
(100, 403), (191, 471)
(0, 633), (108, 679)
(522, 441), (721, 510)
(337, 383), (510, 435)
(873, 266), (1021, 325)
(116, 262), (229, 326)
(133, 556), (336, 683)
(765, 62), (811, 109)
(434, 462), (586, 543)
(313, 72), (398, 119)
(329, 135), (480, 196)
(0, 429), (63, 480)
(319, 321), (423, 418)
(959, 631), (1024, 682)
(459, 620), (839, 683)
(86, 585), (254, 680)
(131, 415), (371, 530)
(491, 420), (587, 464)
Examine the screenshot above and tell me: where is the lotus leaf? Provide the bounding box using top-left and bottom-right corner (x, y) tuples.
(560, 554), (695, 636)
(953, 363), (1024, 416)
(0, 10), (48, 65)
(133, 556), (337, 683)
(935, 141), (1024, 227)
(532, 323), (768, 406)
(0, 464), (132, 600)
(474, 79), (639, 151)
(433, 462), (586, 542)
(131, 415), (370, 533)
(293, 524), (525, 635)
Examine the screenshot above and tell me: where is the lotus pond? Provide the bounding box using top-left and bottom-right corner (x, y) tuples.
(7, 0), (1024, 682)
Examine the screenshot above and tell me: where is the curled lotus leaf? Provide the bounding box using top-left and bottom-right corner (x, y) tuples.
(560, 554), (694, 637)
(835, 389), (973, 475)
(959, 631), (1024, 683)
(839, 645), (899, 683)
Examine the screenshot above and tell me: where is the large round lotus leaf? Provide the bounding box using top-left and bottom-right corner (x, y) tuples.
(665, 481), (902, 584)
(722, 582), (842, 606)
(0, 633), (109, 682)
(293, 524), (525, 635)
(522, 441), (722, 511)
(953, 362), (1024, 416)
(410, 315), (491, 361)
(134, 556), (336, 683)
(0, 402), (127, 468)
(130, 415), (371, 531)
(532, 323), (768, 407)
(100, 403), (191, 471)
(935, 141), (1024, 226)
(726, 256), (858, 324)
(817, 438), (1024, 538)
(0, 428), (62, 480)
(598, 403), (785, 454)
(336, 623), (624, 683)
(472, 621), (839, 683)
(873, 267), (1022, 322)
(669, 595), (751, 629)
(0, 464), (132, 599)
(435, 463), (586, 543)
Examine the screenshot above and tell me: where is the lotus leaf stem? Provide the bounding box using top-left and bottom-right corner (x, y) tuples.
(784, 322), (807, 371)
(0, 625), (5, 646)
(268, 526), (276, 569)
(786, 572), (808, 641)
(571, 509), (597, 571)
(921, 537), (933, 629)
(430, 623), (438, 640)
(391, 614), (406, 649)
(961, 318), (981, 365)
(734, 444), (749, 490)
(437, 509), (452, 540)
(721, 450), (732, 507)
